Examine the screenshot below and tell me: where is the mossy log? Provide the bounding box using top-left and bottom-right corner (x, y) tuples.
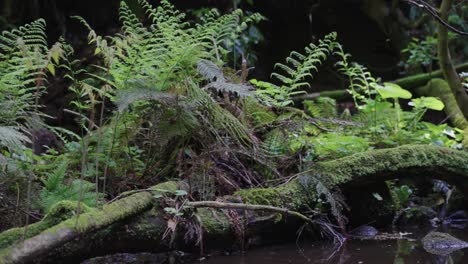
(395, 63), (468, 91)
(1, 145), (468, 263)
(294, 63), (468, 101)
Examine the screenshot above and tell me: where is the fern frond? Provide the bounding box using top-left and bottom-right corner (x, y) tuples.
(256, 32), (337, 107)
(0, 126), (30, 151)
(304, 97), (338, 118)
(204, 81), (253, 98)
(197, 59), (226, 82)
(115, 79), (177, 111)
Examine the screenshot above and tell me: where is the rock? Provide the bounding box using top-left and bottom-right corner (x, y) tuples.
(349, 225), (379, 238)
(421, 231), (468, 256)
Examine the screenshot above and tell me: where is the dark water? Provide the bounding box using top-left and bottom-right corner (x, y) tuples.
(83, 228), (468, 264)
(195, 228), (468, 264)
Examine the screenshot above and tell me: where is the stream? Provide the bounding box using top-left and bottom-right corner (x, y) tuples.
(82, 227), (468, 264)
(196, 228), (468, 264)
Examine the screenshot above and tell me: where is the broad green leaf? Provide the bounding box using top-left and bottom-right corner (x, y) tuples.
(374, 82), (412, 99)
(409, 97), (444, 111)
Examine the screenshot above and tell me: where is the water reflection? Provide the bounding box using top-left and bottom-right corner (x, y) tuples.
(81, 228), (468, 263)
(195, 229), (468, 264)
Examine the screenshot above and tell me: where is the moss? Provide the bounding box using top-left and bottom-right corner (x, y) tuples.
(235, 145), (468, 213)
(418, 78), (468, 129)
(2, 145), (468, 261)
(315, 145), (468, 185)
(0, 191), (154, 263)
(128, 208), (167, 241)
(0, 201), (94, 249)
(395, 63), (468, 90)
(235, 180), (310, 212)
(195, 208), (231, 235)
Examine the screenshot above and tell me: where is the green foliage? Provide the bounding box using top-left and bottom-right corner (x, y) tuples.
(304, 97), (337, 118)
(38, 161), (102, 213)
(69, 0), (265, 186)
(387, 181), (413, 210)
(254, 32), (337, 107)
(192, 7), (265, 66)
(374, 82), (412, 99)
(197, 59), (253, 98)
(335, 44), (377, 108)
(310, 133), (370, 160)
(0, 19), (61, 153)
(333, 44), (461, 149)
(401, 36), (438, 70)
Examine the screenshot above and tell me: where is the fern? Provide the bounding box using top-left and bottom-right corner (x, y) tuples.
(0, 127), (31, 152)
(69, 0), (264, 181)
(39, 161), (101, 213)
(0, 19), (60, 152)
(262, 129), (288, 156)
(334, 43), (377, 108)
(255, 32), (337, 107)
(115, 79), (177, 112)
(304, 97), (338, 118)
(197, 59), (253, 98)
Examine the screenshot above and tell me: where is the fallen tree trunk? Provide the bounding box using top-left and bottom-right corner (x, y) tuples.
(1, 145), (468, 263)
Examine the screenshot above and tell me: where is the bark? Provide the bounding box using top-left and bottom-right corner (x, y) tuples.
(437, 0), (468, 119)
(1, 145), (468, 263)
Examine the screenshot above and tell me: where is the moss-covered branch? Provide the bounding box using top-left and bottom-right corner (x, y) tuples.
(0, 192), (154, 264)
(293, 63), (468, 101)
(1, 145), (468, 263)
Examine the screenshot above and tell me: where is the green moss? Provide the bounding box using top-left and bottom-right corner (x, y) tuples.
(235, 180), (309, 211)
(396, 63), (468, 90)
(2, 145), (467, 261)
(0, 191), (154, 263)
(129, 208), (167, 240)
(418, 78), (468, 129)
(196, 208), (231, 235)
(0, 200), (93, 249)
(315, 145), (468, 185)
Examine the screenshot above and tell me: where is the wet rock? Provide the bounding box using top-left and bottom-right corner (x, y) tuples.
(349, 225), (378, 238)
(422, 231), (468, 256)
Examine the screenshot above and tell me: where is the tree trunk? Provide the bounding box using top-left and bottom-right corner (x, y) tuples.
(437, 0), (468, 119)
(417, 78), (468, 147)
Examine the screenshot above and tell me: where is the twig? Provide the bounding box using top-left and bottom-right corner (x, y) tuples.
(404, 0), (468, 36)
